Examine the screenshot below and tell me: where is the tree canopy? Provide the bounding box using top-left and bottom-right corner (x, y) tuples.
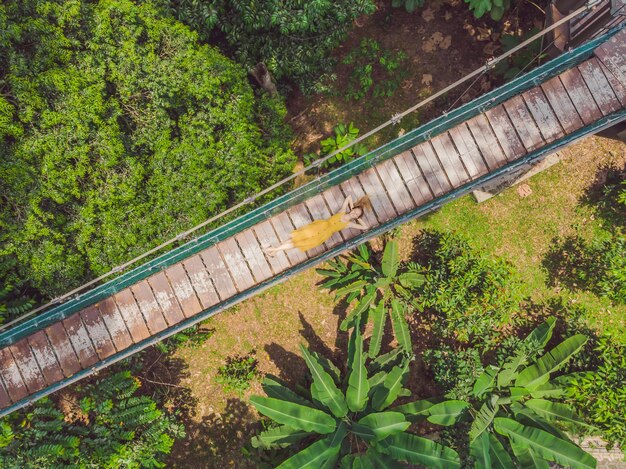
(0, 0), (295, 296)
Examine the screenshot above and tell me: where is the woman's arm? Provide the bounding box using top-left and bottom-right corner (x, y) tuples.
(340, 195), (353, 213)
(346, 220), (369, 231)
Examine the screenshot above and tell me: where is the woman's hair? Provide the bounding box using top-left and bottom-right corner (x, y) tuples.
(352, 195), (371, 212)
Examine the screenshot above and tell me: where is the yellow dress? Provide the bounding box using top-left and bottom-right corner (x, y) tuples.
(291, 213), (348, 251)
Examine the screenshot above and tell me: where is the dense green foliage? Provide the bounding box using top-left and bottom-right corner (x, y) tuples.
(249, 327), (465, 468)
(393, 0), (508, 20)
(342, 39), (407, 101)
(167, 0), (376, 88)
(216, 352), (260, 395)
(0, 0), (295, 297)
(304, 122), (368, 171)
(0, 284), (34, 325)
(411, 231), (523, 347)
(0, 371), (184, 468)
(566, 337), (626, 449)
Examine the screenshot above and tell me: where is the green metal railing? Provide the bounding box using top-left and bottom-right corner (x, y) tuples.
(0, 26), (621, 350)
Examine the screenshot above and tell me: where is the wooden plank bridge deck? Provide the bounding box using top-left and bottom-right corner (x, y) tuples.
(0, 28), (625, 415)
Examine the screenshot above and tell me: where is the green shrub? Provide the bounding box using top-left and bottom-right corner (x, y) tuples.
(410, 230), (523, 347)
(544, 233), (626, 304)
(216, 353), (261, 395)
(168, 0), (376, 89)
(0, 0), (295, 297)
(343, 39), (407, 101)
(154, 323), (214, 355)
(423, 346), (484, 401)
(0, 371), (184, 468)
(304, 122), (368, 171)
(493, 28), (544, 81)
(566, 336), (626, 448)
(0, 284), (34, 325)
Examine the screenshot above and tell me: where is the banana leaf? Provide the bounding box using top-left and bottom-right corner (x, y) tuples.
(251, 425), (312, 449)
(381, 241), (399, 278)
(357, 411), (410, 441)
(347, 329), (369, 412)
(391, 300), (412, 352)
(250, 396), (336, 434)
(368, 302), (386, 357)
(426, 400), (470, 426)
(378, 432), (460, 468)
(300, 344), (348, 418)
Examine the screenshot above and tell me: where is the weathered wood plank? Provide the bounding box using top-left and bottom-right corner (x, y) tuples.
(252, 220), (291, 274)
(28, 330), (65, 384)
(594, 28), (626, 85)
(483, 106), (526, 162)
(467, 114), (508, 168)
(340, 177), (379, 228)
(0, 376), (11, 408)
(0, 347), (28, 402)
(9, 340), (46, 393)
(164, 263), (204, 317)
(269, 212), (308, 265)
(375, 159), (415, 215)
(559, 68), (603, 125)
(393, 150), (433, 205)
(578, 58), (622, 115)
(147, 272), (186, 326)
(184, 254), (223, 307)
(287, 204), (326, 257)
(98, 297), (133, 351)
(430, 133), (470, 186)
(217, 238), (257, 291)
(522, 87), (565, 143)
(44, 322), (82, 377)
(598, 59), (626, 107)
(540, 75), (585, 134)
(235, 228), (274, 281)
(114, 289), (151, 343)
(357, 167), (398, 223)
(80, 306), (116, 360)
(62, 314), (98, 368)
(412, 143), (450, 197)
(448, 124), (489, 178)
(130, 281), (169, 333)
(305, 194), (343, 247)
(322, 185), (360, 240)
(503, 95), (545, 152)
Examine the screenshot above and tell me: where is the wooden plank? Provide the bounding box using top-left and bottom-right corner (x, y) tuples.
(0, 347), (28, 402)
(252, 220), (291, 274)
(339, 177), (379, 228)
(393, 150), (434, 205)
(80, 306), (116, 360)
(114, 289), (151, 343)
(559, 68), (603, 125)
(183, 254), (223, 307)
(412, 144), (450, 197)
(9, 340), (46, 393)
(98, 297), (133, 351)
(322, 184), (361, 240)
(269, 212), (308, 265)
(522, 87), (565, 143)
(376, 158), (415, 215)
(502, 95), (545, 152)
(484, 105), (526, 161)
(62, 313), (98, 368)
(540, 75), (585, 134)
(598, 60), (626, 107)
(27, 330), (65, 384)
(357, 167), (397, 223)
(430, 133), (470, 187)
(578, 58), (621, 116)
(217, 238), (257, 291)
(235, 228), (274, 281)
(0, 376), (11, 408)
(466, 114), (508, 169)
(164, 263), (204, 317)
(287, 204), (326, 257)
(130, 281), (169, 333)
(594, 27), (626, 85)
(147, 271), (186, 326)
(448, 124), (489, 178)
(305, 194), (343, 247)
(44, 322), (82, 377)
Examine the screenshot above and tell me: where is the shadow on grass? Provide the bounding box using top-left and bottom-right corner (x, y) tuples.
(579, 163), (626, 232)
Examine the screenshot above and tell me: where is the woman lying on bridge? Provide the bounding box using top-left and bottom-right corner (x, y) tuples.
(266, 195), (371, 254)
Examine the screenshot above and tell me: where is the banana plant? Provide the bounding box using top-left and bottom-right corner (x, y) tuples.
(317, 240), (424, 356)
(249, 327), (466, 468)
(465, 318), (596, 468)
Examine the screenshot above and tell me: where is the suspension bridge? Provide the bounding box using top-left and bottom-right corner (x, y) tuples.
(0, 23), (624, 417)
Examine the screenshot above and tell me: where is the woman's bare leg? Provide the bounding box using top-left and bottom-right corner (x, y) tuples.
(265, 240), (295, 255)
